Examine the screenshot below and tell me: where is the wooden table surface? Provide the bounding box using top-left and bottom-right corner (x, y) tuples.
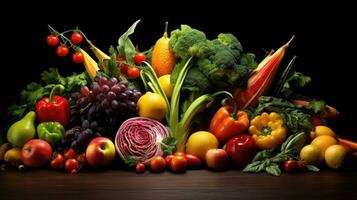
(1, 169), (356, 200)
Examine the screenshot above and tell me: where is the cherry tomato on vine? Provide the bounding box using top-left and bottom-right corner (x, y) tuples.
(71, 32), (83, 45)
(50, 153), (64, 169)
(56, 46), (69, 57)
(134, 53), (146, 65)
(47, 35), (60, 47)
(72, 52), (84, 64)
(116, 56), (129, 75)
(64, 149), (77, 159)
(65, 158), (79, 172)
(127, 67), (140, 78)
(136, 163), (145, 173)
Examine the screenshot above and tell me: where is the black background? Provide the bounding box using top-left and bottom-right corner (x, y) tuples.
(1, 2), (356, 140)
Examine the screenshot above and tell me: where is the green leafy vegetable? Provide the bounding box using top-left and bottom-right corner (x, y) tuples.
(117, 20), (140, 66)
(307, 100), (326, 115)
(280, 71), (311, 98)
(160, 136), (178, 156)
(123, 156), (141, 167)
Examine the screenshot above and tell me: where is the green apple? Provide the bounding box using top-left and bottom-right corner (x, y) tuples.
(86, 137), (115, 168)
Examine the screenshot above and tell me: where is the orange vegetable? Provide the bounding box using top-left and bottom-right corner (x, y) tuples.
(292, 99), (339, 119)
(338, 138), (357, 151)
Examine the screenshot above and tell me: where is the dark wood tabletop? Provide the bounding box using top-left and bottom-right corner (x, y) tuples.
(1, 169), (356, 200)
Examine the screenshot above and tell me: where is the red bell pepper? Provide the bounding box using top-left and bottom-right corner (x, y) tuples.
(36, 84), (70, 127)
(209, 101), (249, 144)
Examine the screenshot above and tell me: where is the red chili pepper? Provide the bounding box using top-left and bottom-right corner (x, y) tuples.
(36, 84), (70, 127)
(209, 101), (249, 144)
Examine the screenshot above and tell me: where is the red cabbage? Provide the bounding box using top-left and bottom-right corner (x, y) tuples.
(115, 117), (169, 165)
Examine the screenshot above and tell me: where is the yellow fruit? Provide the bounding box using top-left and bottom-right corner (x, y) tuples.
(310, 125), (335, 140)
(311, 135), (338, 158)
(325, 144), (350, 169)
(158, 75), (173, 99)
(152, 22), (176, 77)
(137, 92), (167, 121)
(300, 144), (323, 165)
(4, 147), (22, 165)
(185, 131), (219, 160)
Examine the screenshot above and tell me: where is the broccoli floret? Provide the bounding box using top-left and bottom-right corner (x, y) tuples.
(169, 25), (207, 59)
(217, 33), (243, 58)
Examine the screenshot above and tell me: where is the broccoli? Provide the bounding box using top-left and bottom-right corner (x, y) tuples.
(217, 33), (243, 59)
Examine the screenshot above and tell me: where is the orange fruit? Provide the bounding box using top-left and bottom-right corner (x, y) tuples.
(311, 135), (338, 159)
(152, 23), (176, 77)
(300, 144), (323, 165)
(185, 131), (219, 161)
(310, 125), (335, 140)
(325, 144), (350, 169)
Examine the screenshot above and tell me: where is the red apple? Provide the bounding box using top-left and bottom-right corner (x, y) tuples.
(86, 137), (115, 168)
(226, 134), (257, 168)
(21, 139), (52, 168)
(205, 149), (228, 170)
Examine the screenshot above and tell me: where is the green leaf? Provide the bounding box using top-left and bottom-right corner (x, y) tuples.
(281, 132), (308, 153)
(160, 136), (177, 156)
(106, 53), (120, 78)
(265, 163), (281, 176)
(123, 156), (140, 167)
(41, 68), (65, 85)
(117, 20), (141, 66)
(307, 100), (326, 115)
(306, 165), (320, 172)
(243, 161), (264, 173)
(252, 148), (276, 162)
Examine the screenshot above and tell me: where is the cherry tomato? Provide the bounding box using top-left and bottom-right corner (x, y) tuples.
(116, 56), (129, 75)
(47, 35), (60, 47)
(283, 160), (298, 173)
(165, 155), (175, 169)
(50, 153), (64, 169)
(116, 56), (125, 62)
(71, 32), (83, 45)
(150, 156), (166, 173)
(76, 153), (86, 162)
(71, 169), (78, 174)
(56, 46), (69, 57)
(134, 53), (146, 65)
(186, 154), (202, 169)
(297, 161), (307, 172)
(72, 52), (84, 64)
(174, 152), (187, 158)
(136, 163), (145, 173)
(64, 149), (77, 159)
(65, 158), (79, 172)
(127, 67), (140, 78)
(171, 155), (187, 173)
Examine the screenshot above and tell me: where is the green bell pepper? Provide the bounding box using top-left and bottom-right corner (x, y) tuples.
(37, 121), (65, 146)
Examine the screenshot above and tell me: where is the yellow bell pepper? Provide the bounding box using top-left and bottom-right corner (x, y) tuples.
(249, 112), (287, 149)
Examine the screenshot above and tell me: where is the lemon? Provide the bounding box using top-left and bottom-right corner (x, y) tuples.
(4, 147), (22, 165)
(158, 75), (173, 99)
(185, 131), (219, 160)
(311, 135), (338, 159)
(300, 144), (323, 165)
(152, 23), (176, 77)
(310, 125), (335, 140)
(137, 92), (167, 121)
(325, 144), (350, 169)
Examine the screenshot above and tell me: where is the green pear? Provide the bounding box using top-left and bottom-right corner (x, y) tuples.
(7, 111), (36, 147)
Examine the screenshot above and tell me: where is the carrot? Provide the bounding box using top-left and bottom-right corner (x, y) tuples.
(338, 138), (357, 151)
(292, 99), (339, 119)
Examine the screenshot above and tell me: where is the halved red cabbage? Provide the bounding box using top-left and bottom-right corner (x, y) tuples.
(115, 117), (169, 165)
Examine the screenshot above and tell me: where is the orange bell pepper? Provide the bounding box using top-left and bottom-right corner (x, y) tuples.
(209, 105), (249, 144)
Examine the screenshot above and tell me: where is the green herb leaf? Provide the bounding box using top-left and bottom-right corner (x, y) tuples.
(106, 52), (120, 78)
(265, 163), (281, 176)
(117, 20), (141, 66)
(307, 100), (326, 115)
(243, 161), (264, 173)
(123, 156), (140, 167)
(281, 132), (308, 153)
(160, 136), (177, 155)
(252, 148), (276, 162)
(306, 165), (320, 172)
(41, 68), (66, 85)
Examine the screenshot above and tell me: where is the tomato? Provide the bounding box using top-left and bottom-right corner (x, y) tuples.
(116, 56), (129, 75)
(71, 32), (83, 45)
(56, 46), (69, 57)
(47, 35), (60, 47)
(127, 67), (140, 78)
(165, 155), (174, 169)
(186, 154), (202, 169)
(174, 152), (186, 158)
(64, 149), (77, 159)
(71, 169), (78, 174)
(283, 160), (298, 173)
(72, 52), (84, 64)
(65, 158), (79, 172)
(136, 163), (145, 173)
(150, 156), (166, 173)
(50, 153), (64, 169)
(134, 53), (146, 65)
(76, 153), (85, 162)
(171, 155), (187, 173)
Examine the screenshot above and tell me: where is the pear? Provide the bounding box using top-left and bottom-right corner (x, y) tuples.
(7, 111), (36, 147)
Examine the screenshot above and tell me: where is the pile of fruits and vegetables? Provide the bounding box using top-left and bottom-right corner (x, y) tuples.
(1, 20), (357, 176)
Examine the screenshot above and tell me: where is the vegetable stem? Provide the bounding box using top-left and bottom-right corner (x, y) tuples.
(163, 21), (169, 38)
(49, 84), (65, 103)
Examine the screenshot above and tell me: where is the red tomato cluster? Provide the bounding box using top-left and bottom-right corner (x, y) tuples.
(116, 52), (146, 79)
(50, 149), (84, 174)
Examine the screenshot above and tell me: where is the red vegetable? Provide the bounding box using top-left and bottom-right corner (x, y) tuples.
(150, 156), (166, 173)
(185, 154), (202, 169)
(50, 153), (64, 169)
(127, 67), (140, 78)
(72, 52), (84, 64)
(36, 84), (70, 127)
(47, 35), (59, 46)
(71, 32), (83, 45)
(56, 46), (69, 57)
(65, 158), (79, 172)
(171, 155), (187, 173)
(115, 117), (170, 165)
(134, 53), (146, 65)
(283, 160), (298, 173)
(136, 163), (145, 173)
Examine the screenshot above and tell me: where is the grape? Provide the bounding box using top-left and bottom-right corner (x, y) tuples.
(101, 85), (110, 94)
(107, 91), (116, 100)
(96, 93), (105, 101)
(99, 77), (108, 86)
(118, 93), (128, 100)
(95, 132), (101, 137)
(119, 102), (127, 110)
(94, 76), (101, 82)
(125, 90), (133, 97)
(131, 92), (141, 102)
(98, 127), (105, 133)
(90, 121), (99, 131)
(111, 84), (121, 94)
(105, 108), (113, 116)
(88, 91), (95, 102)
(101, 99), (110, 109)
(80, 86), (90, 96)
(77, 97), (88, 108)
(111, 100), (119, 109)
(71, 92), (81, 100)
(118, 84), (127, 91)
(120, 80), (129, 87)
(91, 83), (101, 94)
(109, 77), (118, 85)
(71, 140), (78, 149)
(82, 120), (90, 129)
(127, 100), (137, 111)
(65, 130), (75, 140)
